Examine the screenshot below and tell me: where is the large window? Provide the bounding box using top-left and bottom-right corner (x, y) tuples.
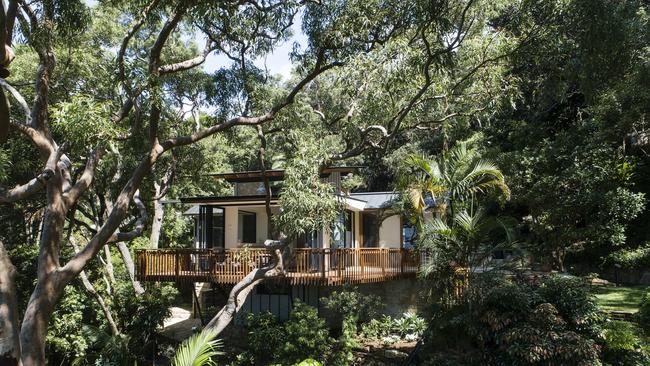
(332, 210), (354, 248)
(362, 212), (378, 247)
(402, 219), (416, 249)
(238, 211), (257, 244)
(197, 206), (224, 249)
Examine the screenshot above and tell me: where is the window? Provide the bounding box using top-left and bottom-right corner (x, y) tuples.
(238, 211), (257, 244)
(197, 206), (224, 249)
(362, 213), (378, 247)
(402, 219), (416, 249)
(331, 210), (354, 248)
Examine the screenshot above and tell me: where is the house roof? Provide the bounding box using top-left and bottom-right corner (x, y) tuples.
(180, 191), (401, 215)
(207, 166), (363, 183)
(183, 206), (225, 215)
(348, 192), (400, 210)
(180, 195), (280, 207)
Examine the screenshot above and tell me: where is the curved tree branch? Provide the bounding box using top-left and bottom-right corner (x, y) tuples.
(204, 238), (288, 335)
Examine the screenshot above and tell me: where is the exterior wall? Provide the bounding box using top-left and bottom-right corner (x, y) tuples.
(353, 211), (361, 248)
(224, 207), (238, 248)
(379, 214), (402, 248)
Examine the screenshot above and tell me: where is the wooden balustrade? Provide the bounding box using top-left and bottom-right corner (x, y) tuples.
(136, 248), (422, 285)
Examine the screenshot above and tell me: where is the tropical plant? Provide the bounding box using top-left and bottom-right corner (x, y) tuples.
(402, 139), (510, 227)
(172, 329), (222, 366)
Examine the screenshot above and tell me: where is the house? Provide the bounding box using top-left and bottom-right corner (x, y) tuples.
(135, 167), (423, 320)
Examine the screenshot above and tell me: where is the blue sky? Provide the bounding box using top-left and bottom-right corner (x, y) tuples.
(200, 20), (307, 80)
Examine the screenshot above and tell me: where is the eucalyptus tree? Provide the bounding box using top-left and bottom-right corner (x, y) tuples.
(0, 0), (399, 363)
(0, 1), (541, 364)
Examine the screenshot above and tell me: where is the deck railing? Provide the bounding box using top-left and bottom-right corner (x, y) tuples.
(135, 248), (422, 285)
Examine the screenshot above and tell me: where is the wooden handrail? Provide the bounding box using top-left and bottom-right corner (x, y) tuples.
(135, 248), (424, 285)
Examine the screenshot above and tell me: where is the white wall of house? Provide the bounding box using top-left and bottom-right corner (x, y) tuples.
(224, 207), (238, 248)
(379, 214), (401, 248)
(353, 211), (361, 248)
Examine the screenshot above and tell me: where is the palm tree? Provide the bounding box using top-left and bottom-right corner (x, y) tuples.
(419, 209), (517, 306)
(172, 329), (222, 366)
(403, 139), (510, 224)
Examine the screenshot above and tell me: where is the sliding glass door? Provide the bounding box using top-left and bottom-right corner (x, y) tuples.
(197, 206), (225, 249)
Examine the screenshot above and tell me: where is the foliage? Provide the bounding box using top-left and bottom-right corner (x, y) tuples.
(399, 138), (510, 230)
(483, 0), (649, 270)
(172, 329), (222, 366)
(321, 288), (383, 327)
(360, 313), (427, 344)
(601, 321), (650, 366)
(238, 302), (335, 365)
(46, 286), (90, 360)
(604, 243), (650, 270)
(638, 291), (650, 335)
(274, 130), (342, 237)
(423, 274), (605, 365)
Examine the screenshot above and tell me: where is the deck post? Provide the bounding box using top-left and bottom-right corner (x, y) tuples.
(175, 251), (180, 280)
(321, 250), (326, 280)
(337, 249), (342, 278)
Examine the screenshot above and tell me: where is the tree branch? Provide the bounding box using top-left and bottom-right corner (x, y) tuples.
(63, 147), (104, 208)
(204, 239), (288, 335)
(0, 143), (66, 203)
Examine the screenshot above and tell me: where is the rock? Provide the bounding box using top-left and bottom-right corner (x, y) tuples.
(384, 349), (409, 359)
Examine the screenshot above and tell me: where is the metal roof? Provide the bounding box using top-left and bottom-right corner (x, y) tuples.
(348, 192), (400, 209)
(206, 166), (363, 183)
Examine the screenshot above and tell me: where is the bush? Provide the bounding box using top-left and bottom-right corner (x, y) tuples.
(322, 288), (382, 329)
(238, 301), (335, 365)
(422, 274), (606, 365)
(360, 313), (427, 343)
(279, 301), (334, 365)
(638, 291), (650, 334)
(602, 321), (650, 366)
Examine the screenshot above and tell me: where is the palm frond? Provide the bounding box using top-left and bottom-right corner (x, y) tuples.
(172, 329), (222, 366)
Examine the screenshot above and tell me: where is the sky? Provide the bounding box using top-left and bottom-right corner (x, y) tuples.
(200, 20), (307, 80)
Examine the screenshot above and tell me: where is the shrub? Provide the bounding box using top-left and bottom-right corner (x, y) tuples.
(638, 291), (650, 334)
(602, 320), (650, 366)
(322, 288), (382, 328)
(279, 301), (334, 365)
(360, 315), (394, 339)
(422, 274), (605, 365)
(238, 301), (335, 365)
(360, 313), (427, 343)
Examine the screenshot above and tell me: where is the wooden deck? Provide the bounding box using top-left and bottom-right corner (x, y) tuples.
(135, 248), (423, 285)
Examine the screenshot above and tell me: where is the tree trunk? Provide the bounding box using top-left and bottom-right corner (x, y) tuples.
(0, 242), (20, 365)
(79, 271), (120, 336)
(116, 242), (145, 296)
(150, 168), (172, 249)
(19, 277), (61, 366)
(149, 183), (164, 249)
(204, 239), (287, 335)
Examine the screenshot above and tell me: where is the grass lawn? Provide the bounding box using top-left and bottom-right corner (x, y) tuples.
(593, 285), (647, 313)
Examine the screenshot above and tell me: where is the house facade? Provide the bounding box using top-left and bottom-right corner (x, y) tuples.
(135, 167), (423, 320)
